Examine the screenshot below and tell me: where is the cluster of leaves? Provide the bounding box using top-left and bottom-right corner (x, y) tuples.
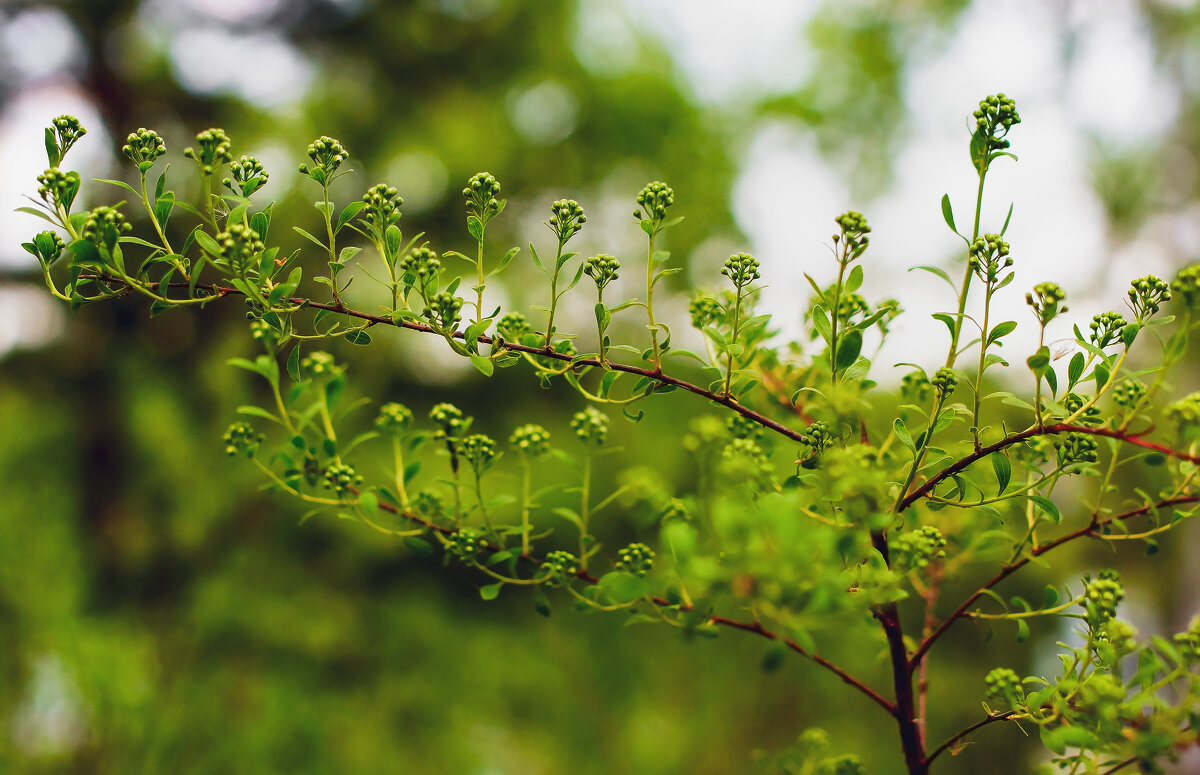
(20, 96), (1200, 774)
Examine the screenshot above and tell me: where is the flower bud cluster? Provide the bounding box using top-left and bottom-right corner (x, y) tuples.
(1174, 618), (1200, 663)
(689, 295), (721, 328)
(223, 421), (263, 457)
(510, 424), (550, 457)
(299, 136), (348, 177)
(634, 181), (674, 223)
(1165, 392), (1200, 428)
(430, 403), (465, 439)
(184, 128), (233, 174)
(1026, 282), (1067, 325)
(984, 667), (1024, 705)
(548, 199), (586, 244)
(122, 128), (166, 167)
(223, 156), (269, 197)
(721, 253), (760, 289)
(300, 351), (339, 380)
(81, 205), (131, 246)
(423, 292), (463, 330)
(968, 233), (1012, 284)
(1089, 311), (1127, 348)
(217, 223), (265, 275)
(1128, 275), (1171, 320)
(570, 406), (608, 446)
(1083, 570), (1124, 627)
(615, 542), (654, 576)
(721, 437), (772, 478)
(399, 246), (441, 280)
(448, 528), (483, 560)
(1112, 379), (1146, 409)
(248, 316), (281, 348)
(463, 172), (501, 223)
(460, 433), (497, 474)
(1055, 432), (1099, 468)
(50, 115), (86, 159)
(726, 414), (763, 441)
(584, 254), (619, 290)
(541, 550), (580, 585)
(819, 756), (866, 775)
(37, 168), (74, 206)
(799, 421), (833, 456)
(660, 498), (690, 523)
(1173, 264), (1200, 306)
(834, 211), (870, 260)
(1064, 393), (1102, 425)
(932, 367), (958, 399)
(413, 491), (447, 522)
(27, 231), (64, 265)
(323, 462), (363, 494)
(376, 402), (413, 434)
(359, 183), (402, 231)
(973, 94), (1021, 152)
(895, 525), (947, 571)
(834, 292), (868, 323)
(496, 312), (531, 342)
(900, 371), (931, 403)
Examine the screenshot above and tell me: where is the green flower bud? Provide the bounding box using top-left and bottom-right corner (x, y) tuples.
(968, 233), (1013, 284)
(323, 462), (363, 494)
(299, 135), (348, 178)
(541, 550), (580, 586)
(376, 402), (414, 434)
(984, 667), (1024, 706)
(81, 205), (132, 248)
(398, 246), (441, 280)
(818, 755), (866, 775)
(570, 406), (609, 446)
(900, 371), (931, 403)
(223, 155), (269, 197)
(1055, 432), (1099, 468)
(894, 525), (947, 571)
(423, 292), (464, 330)
(1112, 379), (1147, 409)
(413, 491), (447, 522)
(496, 312), (532, 342)
(183, 128), (233, 174)
(721, 437), (772, 479)
(973, 93), (1021, 154)
(659, 497), (690, 523)
(448, 528), (484, 561)
(584, 254), (619, 290)
(835, 210), (870, 237)
(1026, 282), (1068, 324)
(1089, 311), (1127, 348)
(25, 231), (64, 265)
(689, 295), (721, 329)
(932, 367), (958, 398)
(463, 172), (502, 225)
(547, 198), (586, 244)
(359, 183), (403, 231)
(799, 420), (834, 456)
(1172, 263), (1200, 307)
(1063, 393), (1101, 425)
(248, 315), (282, 348)
(299, 351), (339, 380)
(615, 542), (654, 576)
(510, 423), (550, 457)
(49, 114), (87, 160)
(633, 181), (674, 224)
(1165, 392), (1200, 428)
(1174, 617), (1200, 663)
(223, 421), (263, 457)
(121, 127), (166, 167)
(834, 291), (868, 323)
(37, 167), (76, 207)
(430, 403), (465, 439)
(459, 433), (497, 474)
(215, 223), (265, 276)
(1082, 570), (1124, 627)
(721, 253), (760, 289)
(1128, 275), (1171, 320)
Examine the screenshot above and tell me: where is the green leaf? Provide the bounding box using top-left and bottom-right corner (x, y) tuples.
(345, 328), (371, 345)
(403, 537), (434, 557)
(894, 418), (915, 453)
(336, 201), (365, 233)
(467, 216), (484, 242)
(287, 346), (301, 382)
(293, 226), (327, 250)
(489, 246), (520, 276)
(844, 264), (864, 294)
(991, 453), (1011, 495)
(479, 582), (502, 601)
(940, 193), (958, 235)
(970, 127), (989, 175)
(470, 354), (494, 377)
(987, 320), (1017, 345)
(94, 178), (139, 197)
(1028, 495), (1062, 524)
(45, 127), (59, 167)
(835, 330), (862, 371)
(1067, 351), (1084, 388)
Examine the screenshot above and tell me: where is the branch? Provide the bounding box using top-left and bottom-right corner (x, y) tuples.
(899, 424), (1200, 512)
(924, 710), (1018, 766)
(346, 485), (897, 714)
(133, 279), (811, 445)
(908, 495), (1200, 669)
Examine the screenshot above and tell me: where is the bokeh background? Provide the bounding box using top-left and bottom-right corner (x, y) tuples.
(1, 0), (1199, 773)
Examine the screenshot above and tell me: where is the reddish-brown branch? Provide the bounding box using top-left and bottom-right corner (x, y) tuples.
(924, 710), (1019, 766)
(908, 495), (1200, 670)
(899, 424), (1200, 512)
(349, 486), (896, 714)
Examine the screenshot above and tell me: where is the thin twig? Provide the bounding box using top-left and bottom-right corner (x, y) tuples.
(924, 710), (1019, 766)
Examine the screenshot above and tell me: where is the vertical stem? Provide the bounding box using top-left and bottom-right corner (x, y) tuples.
(944, 171), (988, 369)
(322, 182), (341, 308)
(579, 453), (592, 570)
(829, 247), (849, 385)
(545, 240), (565, 350)
(1034, 324), (1046, 428)
(971, 282), (994, 450)
(645, 231), (661, 370)
(520, 457), (532, 556)
(723, 286), (744, 398)
(475, 235), (486, 325)
(392, 435), (409, 508)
